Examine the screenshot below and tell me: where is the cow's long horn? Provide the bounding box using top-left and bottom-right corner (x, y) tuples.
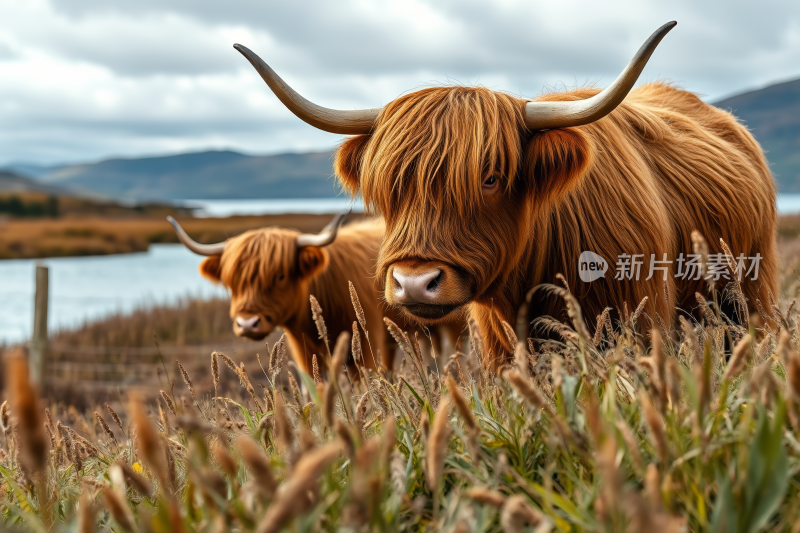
(296, 212), (347, 248)
(234, 44), (380, 135)
(167, 216), (226, 256)
(524, 21), (676, 130)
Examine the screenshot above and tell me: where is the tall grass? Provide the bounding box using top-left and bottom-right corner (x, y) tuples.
(51, 297), (236, 349)
(0, 269), (799, 530)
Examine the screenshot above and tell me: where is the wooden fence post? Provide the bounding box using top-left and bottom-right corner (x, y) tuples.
(30, 261), (49, 385)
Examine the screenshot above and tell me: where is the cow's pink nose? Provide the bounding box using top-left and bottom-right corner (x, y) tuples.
(236, 315), (261, 333)
(392, 268), (443, 304)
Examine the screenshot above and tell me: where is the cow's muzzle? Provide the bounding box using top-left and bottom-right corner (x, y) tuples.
(386, 261), (470, 322)
(233, 313), (273, 340)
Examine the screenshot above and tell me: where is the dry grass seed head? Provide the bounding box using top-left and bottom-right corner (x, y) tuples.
(614, 420), (644, 472)
(466, 486), (506, 509)
(390, 450), (407, 494)
(236, 434), (277, 496)
(640, 391), (669, 465)
(505, 370), (550, 414)
(288, 373), (302, 408)
(631, 296), (649, 327)
(211, 352), (220, 390)
(100, 485), (137, 533)
(335, 418), (356, 458)
(312, 354), (322, 385)
(332, 331), (351, 376)
(349, 281), (368, 331)
(95, 412), (117, 446)
(323, 380), (337, 429)
(426, 396), (451, 494)
(446, 375), (478, 433)
(723, 334), (752, 382)
(78, 488), (96, 533)
(778, 329), (793, 366)
(0, 400), (9, 434)
(787, 348), (800, 404)
(750, 360), (778, 405)
(514, 341), (530, 379)
(355, 394), (370, 431)
(501, 495), (547, 533)
(160, 391), (177, 415)
(310, 294), (329, 348)
(213, 443), (238, 478)
(679, 316), (701, 364)
(255, 441), (343, 533)
(352, 321), (364, 368)
(5, 352), (48, 476)
(130, 396), (168, 489)
(106, 404), (124, 433)
(501, 320), (518, 348)
(274, 393), (294, 451)
(118, 461), (154, 499)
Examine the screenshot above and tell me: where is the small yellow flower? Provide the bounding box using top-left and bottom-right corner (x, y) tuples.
(132, 462), (142, 474)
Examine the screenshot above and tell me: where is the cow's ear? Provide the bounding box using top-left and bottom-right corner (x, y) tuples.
(524, 128), (592, 207)
(334, 135), (370, 195)
(298, 246), (329, 279)
(199, 256), (222, 282)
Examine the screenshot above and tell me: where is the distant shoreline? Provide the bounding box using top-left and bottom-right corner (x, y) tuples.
(0, 212), (364, 260)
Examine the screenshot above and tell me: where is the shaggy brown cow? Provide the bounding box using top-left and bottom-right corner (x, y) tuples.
(168, 215), (463, 373)
(234, 22), (778, 369)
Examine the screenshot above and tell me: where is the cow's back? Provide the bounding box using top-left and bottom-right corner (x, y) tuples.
(529, 82), (776, 330)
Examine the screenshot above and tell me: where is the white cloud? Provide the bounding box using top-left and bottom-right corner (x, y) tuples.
(0, 0), (799, 164)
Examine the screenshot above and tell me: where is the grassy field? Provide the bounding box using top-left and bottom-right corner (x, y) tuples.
(0, 212), (353, 259)
(0, 219), (799, 530)
(0, 234), (798, 531)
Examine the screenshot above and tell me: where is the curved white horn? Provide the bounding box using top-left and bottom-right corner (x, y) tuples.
(167, 216), (226, 256)
(524, 21), (676, 130)
(296, 212), (348, 248)
(234, 44), (380, 135)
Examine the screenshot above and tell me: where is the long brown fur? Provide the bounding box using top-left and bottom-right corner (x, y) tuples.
(200, 219), (463, 373)
(335, 83), (777, 369)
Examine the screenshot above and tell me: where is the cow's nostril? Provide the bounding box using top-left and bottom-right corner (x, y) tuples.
(251, 317), (260, 329)
(426, 270), (443, 292)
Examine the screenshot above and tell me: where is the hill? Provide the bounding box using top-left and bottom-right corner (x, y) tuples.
(20, 150), (340, 201)
(714, 78), (800, 192)
(6, 76), (800, 200)
(0, 169), (72, 196)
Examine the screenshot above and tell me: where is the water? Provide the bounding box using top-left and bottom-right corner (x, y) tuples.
(180, 198), (365, 217)
(184, 196), (800, 216)
(777, 194), (800, 215)
(2, 196), (800, 344)
(0, 245), (227, 344)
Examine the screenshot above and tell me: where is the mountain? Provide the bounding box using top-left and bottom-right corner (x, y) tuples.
(6, 78), (800, 200)
(0, 170), (73, 196)
(21, 150), (341, 201)
(714, 78), (800, 192)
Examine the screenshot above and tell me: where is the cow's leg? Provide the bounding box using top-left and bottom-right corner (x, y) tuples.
(469, 302), (516, 371)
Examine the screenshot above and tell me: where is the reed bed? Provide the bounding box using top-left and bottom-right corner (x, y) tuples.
(0, 269), (799, 531)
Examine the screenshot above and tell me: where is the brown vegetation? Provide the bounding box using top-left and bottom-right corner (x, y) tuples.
(0, 212), (358, 259)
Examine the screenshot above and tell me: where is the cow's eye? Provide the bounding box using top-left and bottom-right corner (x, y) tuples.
(277, 274), (285, 283)
(482, 174), (500, 193)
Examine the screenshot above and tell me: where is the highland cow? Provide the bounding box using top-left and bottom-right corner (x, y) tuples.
(234, 21), (777, 369)
(169, 215), (463, 373)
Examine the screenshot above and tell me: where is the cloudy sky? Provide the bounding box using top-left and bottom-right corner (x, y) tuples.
(1, 0), (799, 166)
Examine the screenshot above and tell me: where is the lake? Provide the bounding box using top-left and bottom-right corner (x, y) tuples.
(181, 197), (364, 217)
(2, 196), (800, 344)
